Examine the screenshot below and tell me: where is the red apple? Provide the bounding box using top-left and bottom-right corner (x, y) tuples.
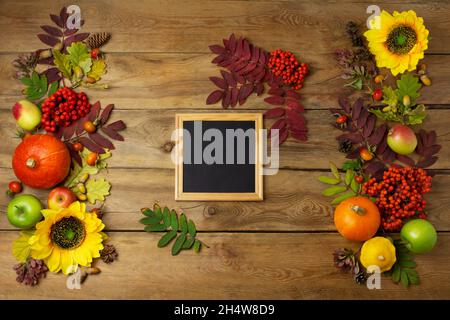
(48, 187), (77, 209)
(387, 124), (417, 155)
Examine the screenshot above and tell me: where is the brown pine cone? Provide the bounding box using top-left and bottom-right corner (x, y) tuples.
(100, 244), (118, 264)
(85, 32), (111, 49)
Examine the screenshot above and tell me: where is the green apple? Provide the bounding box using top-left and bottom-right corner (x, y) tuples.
(7, 194), (43, 229)
(12, 100), (41, 131)
(401, 219), (437, 254)
(387, 124), (417, 155)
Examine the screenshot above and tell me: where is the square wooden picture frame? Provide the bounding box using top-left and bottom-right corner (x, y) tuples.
(175, 113), (263, 201)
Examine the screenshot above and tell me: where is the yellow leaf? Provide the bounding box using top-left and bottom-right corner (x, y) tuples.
(87, 59), (106, 81)
(86, 178), (111, 204)
(12, 231), (35, 263)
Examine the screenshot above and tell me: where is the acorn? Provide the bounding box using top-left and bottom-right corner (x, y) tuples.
(77, 183), (86, 194)
(39, 49), (52, 59)
(53, 42), (63, 51)
(403, 95), (411, 107)
(79, 173), (89, 183)
(77, 194), (87, 201)
(420, 75), (431, 86)
(85, 76), (97, 84)
(374, 74), (385, 84)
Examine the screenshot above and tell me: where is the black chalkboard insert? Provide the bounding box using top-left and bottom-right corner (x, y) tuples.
(182, 120), (256, 193)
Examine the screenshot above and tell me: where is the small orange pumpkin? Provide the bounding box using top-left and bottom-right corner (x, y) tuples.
(12, 134), (71, 189)
(334, 196), (380, 242)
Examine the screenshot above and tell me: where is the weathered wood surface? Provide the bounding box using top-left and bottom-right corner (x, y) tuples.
(0, 0), (449, 299)
(1, 232), (449, 299)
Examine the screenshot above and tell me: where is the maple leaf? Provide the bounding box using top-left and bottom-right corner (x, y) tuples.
(86, 178), (111, 204)
(87, 59), (106, 80)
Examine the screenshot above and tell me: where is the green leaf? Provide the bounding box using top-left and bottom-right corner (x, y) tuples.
(382, 86), (398, 108)
(318, 176), (341, 185)
(179, 214), (188, 233)
(322, 186), (347, 197)
(170, 210), (179, 231)
(392, 264), (401, 283)
(39, 74), (48, 92)
(162, 207), (171, 228)
(398, 252), (413, 261)
(142, 208), (154, 217)
(399, 260), (417, 268)
(53, 49), (72, 78)
(406, 104), (427, 125)
(85, 178), (111, 204)
(193, 240), (202, 253)
(20, 77), (32, 86)
(66, 42), (91, 66)
(331, 191), (356, 205)
(182, 236), (196, 249)
(188, 219), (197, 238)
(139, 215), (163, 226)
(12, 231), (34, 263)
(64, 160), (99, 189)
(154, 206), (163, 220)
(158, 230), (177, 247)
(345, 169), (354, 186)
(396, 73), (421, 102)
(144, 224), (166, 232)
(342, 160), (362, 171)
(405, 269), (420, 285)
(350, 178), (359, 193)
(78, 58), (92, 74)
(171, 233), (187, 255)
(48, 81), (59, 96)
(400, 269), (410, 288)
(329, 162), (340, 180)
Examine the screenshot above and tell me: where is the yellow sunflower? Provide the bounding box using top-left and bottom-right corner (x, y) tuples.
(364, 10), (429, 75)
(29, 201), (106, 275)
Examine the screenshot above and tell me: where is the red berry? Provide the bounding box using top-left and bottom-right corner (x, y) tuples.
(8, 181), (22, 194)
(372, 88), (383, 101)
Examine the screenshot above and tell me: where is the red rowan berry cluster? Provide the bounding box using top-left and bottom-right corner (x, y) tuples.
(41, 87), (91, 132)
(363, 167), (432, 231)
(267, 49), (308, 90)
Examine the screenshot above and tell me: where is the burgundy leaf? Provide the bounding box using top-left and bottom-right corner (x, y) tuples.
(54, 128), (64, 139)
(264, 107), (285, 119)
(78, 137), (106, 154)
(43, 67), (61, 83)
(41, 25), (63, 37)
(383, 148), (396, 164)
(337, 133), (363, 144)
(237, 63), (257, 76)
(423, 144), (442, 157)
(396, 155), (415, 167)
(100, 104), (114, 125)
(76, 117), (86, 135)
(254, 68), (266, 82)
(221, 70), (236, 87)
(251, 45), (260, 62)
(346, 148), (360, 159)
(365, 161), (386, 175)
(426, 130), (437, 146)
(230, 87), (239, 107)
(101, 126), (124, 141)
(209, 45), (225, 54)
(212, 55), (226, 65)
(291, 130), (307, 141)
(255, 83), (264, 96)
(286, 90), (301, 100)
(286, 109), (305, 128)
(417, 156), (438, 168)
(206, 90), (224, 105)
(264, 96), (285, 106)
(239, 84), (253, 100)
(60, 7), (68, 24)
(222, 90), (231, 109)
(268, 88), (285, 96)
(64, 33), (89, 46)
(242, 40), (251, 60)
(209, 76), (227, 90)
(270, 118), (287, 131)
(64, 28), (79, 36)
(277, 127), (289, 145)
(357, 108), (369, 128)
(89, 133), (115, 150)
(368, 124), (387, 145)
(363, 115), (376, 138)
(376, 139), (388, 155)
(66, 142), (82, 166)
(338, 96), (351, 114)
(415, 133), (425, 155)
(235, 36), (243, 56)
(352, 98), (363, 120)
(88, 101), (101, 121)
(259, 49), (267, 65)
(38, 57), (55, 65)
(50, 14), (63, 28)
(63, 123), (76, 139)
(234, 73), (245, 84)
(286, 99), (304, 113)
(37, 34), (59, 46)
(107, 120), (126, 131)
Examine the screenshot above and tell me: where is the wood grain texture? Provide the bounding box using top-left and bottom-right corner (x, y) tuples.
(1, 167), (449, 231)
(1, 0), (450, 54)
(2, 109), (450, 170)
(1, 54), (450, 109)
(1, 231), (449, 299)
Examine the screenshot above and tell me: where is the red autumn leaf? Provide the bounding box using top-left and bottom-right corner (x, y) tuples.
(264, 96), (285, 105)
(396, 155), (415, 167)
(88, 101), (101, 121)
(41, 25), (63, 37)
(209, 44), (225, 54)
(50, 14), (63, 28)
(363, 115), (376, 138)
(78, 137), (106, 154)
(101, 126), (124, 141)
(234, 73), (245, 84)
(337, 133), (363, 144)
(286, 109), (305, 128)
(268, 88), (285, 96)
(64, 28), (79, 36)
(37, 34), (59, 46)
(423, 144), (442, 157)
(255, 83), (264, 96)
(264, 107), (285, 119)
(100, 104), (114, 124)
(60, 7), (68, 24)
(376, 139), (388, 155)
(352, 98), (363, 120)
(212, 55), (226, 65)
(271, 118), (287, 131)
(43, 67), (61, 83)
(357, 108), (369, 128)
(338, 96), (351, 113)
(417, 156), (438, 168)
(426, 130), (437, 145)
(222, 90), (231, 109)
(251, 45), (260, 62)
(89, 133), (115, 150)
(209, 76), (227, 90)
(107, 120), (126, 131)
(285, 90), (301, 100)
(365, 161), (386, 175)
(63, 123), (76, 139)
(221, 70), (236, 87)
(368, 124), (387, 145)
(64, 33), (89, 47)
(382, 148), (396, 164)
(286, 99), (304, 113)
(206, 90), (224, 105)
(291, 130), (307, 141)
(230, 87), (239, 107)
(242, 40), (251, 60)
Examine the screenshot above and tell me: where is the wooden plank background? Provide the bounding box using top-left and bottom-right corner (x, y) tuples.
(0, 0), (449, 299)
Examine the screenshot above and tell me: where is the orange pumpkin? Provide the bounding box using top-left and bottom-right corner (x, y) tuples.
(12, 134), (71, 189)
(334, 196), (380, 242)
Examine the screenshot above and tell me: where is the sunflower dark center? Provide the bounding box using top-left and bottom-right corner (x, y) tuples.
(51, 217), (85, 249)
(387, 25), (417, 55)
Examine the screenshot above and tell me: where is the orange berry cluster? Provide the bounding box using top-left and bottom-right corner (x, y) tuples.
(267, 49), (308, 90)
(363, 167), (432, 231)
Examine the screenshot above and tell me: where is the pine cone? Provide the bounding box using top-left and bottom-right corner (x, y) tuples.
(338, 140), (353, 153)
(354, 271), (368, 284)
(100, 244), (118, 264)
(345, 21), (364, 47)
(85, 32), (111, 49)
(14, 259), (48, 286)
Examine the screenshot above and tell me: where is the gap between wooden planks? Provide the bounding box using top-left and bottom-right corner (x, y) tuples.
(0, 231), (449, 299)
